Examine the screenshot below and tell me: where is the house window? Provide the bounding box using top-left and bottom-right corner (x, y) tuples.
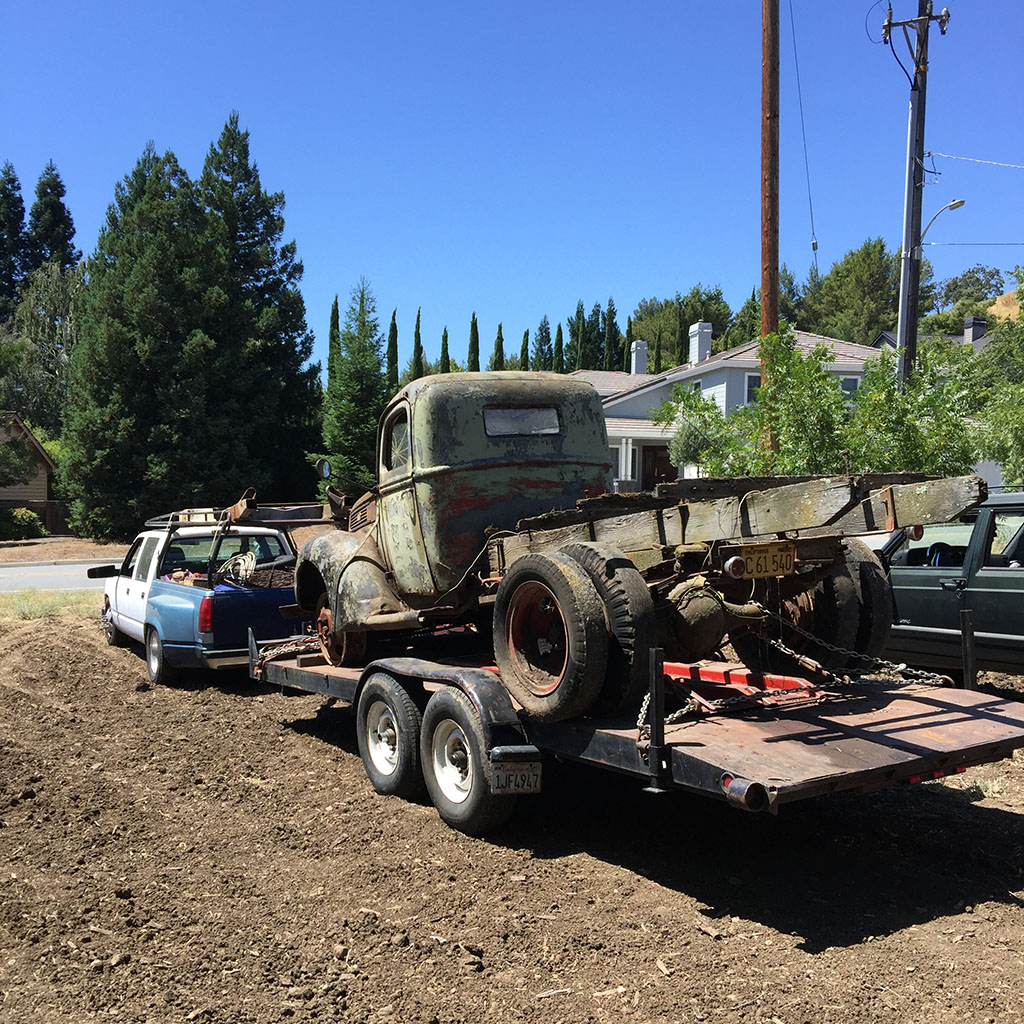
(745, 374), (761, 405)
(840, 377), (859, 399)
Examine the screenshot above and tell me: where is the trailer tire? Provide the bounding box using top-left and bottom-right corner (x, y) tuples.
(420, 687), (516, 836)
(356, 672), (425, 798)
(146, 627), (179, 686)
(559, 542), (656, 715)
(493, 552), (608, 721)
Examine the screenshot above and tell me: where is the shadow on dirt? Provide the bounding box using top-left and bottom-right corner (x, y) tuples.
(506, 757), (1024, 953)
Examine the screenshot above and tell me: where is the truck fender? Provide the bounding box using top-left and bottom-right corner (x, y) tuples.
(357, 657), (528, 752)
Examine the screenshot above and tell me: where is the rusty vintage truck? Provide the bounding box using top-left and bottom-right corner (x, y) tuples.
(292, 372), (983, 723)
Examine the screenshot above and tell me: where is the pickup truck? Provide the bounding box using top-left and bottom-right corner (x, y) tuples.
(294, 371), (985, 723)
(882, 490), (1024, 675)
(89, 515), (303, 684)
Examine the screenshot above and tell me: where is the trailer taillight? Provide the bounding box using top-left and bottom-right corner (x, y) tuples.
(199, 595), (214, 634)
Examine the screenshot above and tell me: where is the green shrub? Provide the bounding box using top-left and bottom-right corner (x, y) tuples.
(0, 507), (48, 540)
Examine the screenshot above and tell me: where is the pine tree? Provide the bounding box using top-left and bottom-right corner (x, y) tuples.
(467, 312), (480, 371)
(0, 162), (28, 322)
(26, 161), (80, 273)
(491, 323), (505, 370)
(532, 315), (552, 370)
(412, 307), (425, 380)
(520, 329), (529, 371)
(63, 145), (236, 537)
(553, 322), (564, 373)
(386, 309), (398, 394)
(440, 327), (450, 373)
(200, 112), (320, 499)
(322, 278), (387, 494)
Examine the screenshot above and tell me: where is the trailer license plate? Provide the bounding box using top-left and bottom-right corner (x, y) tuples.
(491, 762), (542, 794)
(739, 542), (795, 578)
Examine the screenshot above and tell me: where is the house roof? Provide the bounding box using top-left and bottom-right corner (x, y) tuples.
(601, 331), (877, 409)
(604, 416), (673, 442)
(1, 412), (57, 473)
(568, 369), (638, 397)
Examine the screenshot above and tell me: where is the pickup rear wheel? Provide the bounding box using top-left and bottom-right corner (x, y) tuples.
(315, 593), (367, 667)
(356, 672), (425, 798)
(146, 627), (179, 686)
(493, 552), (607, 721)
(559, 542), (656, 716)
(420, 687), (516, 836)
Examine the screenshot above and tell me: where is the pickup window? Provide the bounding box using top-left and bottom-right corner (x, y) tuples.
(483, 407), (560, 436)
(159, 533), (288, 576)
(136, 537), (161, 581)
(121, 538), (145, 577)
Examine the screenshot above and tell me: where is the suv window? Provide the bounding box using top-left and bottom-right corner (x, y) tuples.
(984, 512), (1024, 568)
(887, 517), (976, 568)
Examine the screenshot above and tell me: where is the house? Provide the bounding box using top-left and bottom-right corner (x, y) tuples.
(0, 411), (59, 527)
(572, 323), (879, 490)
(871, 316), (991, 352)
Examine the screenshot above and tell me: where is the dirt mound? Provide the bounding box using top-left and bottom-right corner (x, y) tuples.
(1, 615), (1023, 1023)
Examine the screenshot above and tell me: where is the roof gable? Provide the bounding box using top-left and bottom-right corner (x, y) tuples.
(1, 412), (57, 473)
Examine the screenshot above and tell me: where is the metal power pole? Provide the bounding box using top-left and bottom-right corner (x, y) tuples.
(888, 2), (950, 386)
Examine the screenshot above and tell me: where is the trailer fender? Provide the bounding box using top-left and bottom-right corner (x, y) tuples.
(358, 657), (529, 753)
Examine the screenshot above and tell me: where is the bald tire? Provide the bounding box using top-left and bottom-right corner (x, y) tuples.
(559, 542), (656, 716)
(493, 552), (608, 722)
(841, 537), (894, 672)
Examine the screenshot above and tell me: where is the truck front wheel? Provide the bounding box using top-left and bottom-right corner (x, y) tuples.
(315, 594), (367, 667)
(356, 672), (424, 798)
(420, 687), (516, 836)
(493, 552), (608, 722)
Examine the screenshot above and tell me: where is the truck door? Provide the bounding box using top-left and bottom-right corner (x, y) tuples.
(114, 535), (162, 641)
(376, 403), (435, 596)
(885, 516), (976, 663)
(963, 507), (1024, 669)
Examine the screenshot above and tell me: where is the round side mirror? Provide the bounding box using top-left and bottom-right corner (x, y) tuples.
(316, 458), (332, 480)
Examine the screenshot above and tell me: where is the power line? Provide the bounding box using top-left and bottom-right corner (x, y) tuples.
(923, 241), (1024, 247)
(926, 150), (1024, 171)
(787, 0), (818, 270)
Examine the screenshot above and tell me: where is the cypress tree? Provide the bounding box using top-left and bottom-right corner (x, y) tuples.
(603, 297), (620, 370)
(491, 323), (505, 370)
(623, 315), (634, 372)
(467, 312), (480, 371)
(322, 278), (387, 493)
(532, 315), (552, 371)
(654, 326), (663, 374)
(575, 317), (585, 371)
(440, 327), (450, 373)
(26, 160), (80, 274)
(676, 297), (688, 365)
(0, 162), (28, 321)
(412, 307), (425, 380)
(327, 295), (340, 383)
(553, 323), (564, 373)
(386, 309), (398, 394)
(520, 329), (529, 371)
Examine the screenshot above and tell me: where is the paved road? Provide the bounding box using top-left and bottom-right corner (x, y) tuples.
(0, 562), (109, 593)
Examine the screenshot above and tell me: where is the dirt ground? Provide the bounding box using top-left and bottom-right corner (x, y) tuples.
(1, 614), (1023, 1024)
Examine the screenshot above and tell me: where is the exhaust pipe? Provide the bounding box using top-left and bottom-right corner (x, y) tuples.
(722, 774), (769, 813)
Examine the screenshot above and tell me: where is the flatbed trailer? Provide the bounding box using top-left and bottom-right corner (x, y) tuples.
(249, 631), (1024, 833)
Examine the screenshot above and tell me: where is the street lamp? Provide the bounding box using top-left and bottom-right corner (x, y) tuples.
(896, 198), (966, 385)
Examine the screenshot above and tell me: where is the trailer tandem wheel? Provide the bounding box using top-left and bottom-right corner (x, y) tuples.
(420, 687), (517, 836)
(493, 552), (608, 721)
(356, 672), (425, 798)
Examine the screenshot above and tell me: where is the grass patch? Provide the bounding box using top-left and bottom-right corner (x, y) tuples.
(0, 589), (101, 622)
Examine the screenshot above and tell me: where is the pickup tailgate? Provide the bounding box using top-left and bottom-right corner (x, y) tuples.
(210, 584), (297, 651)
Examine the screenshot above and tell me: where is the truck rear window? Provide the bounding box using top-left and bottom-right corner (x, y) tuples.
(483, 407), (560, 436)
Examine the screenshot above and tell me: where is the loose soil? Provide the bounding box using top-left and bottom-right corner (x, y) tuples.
(2, 614), (1024, 1024)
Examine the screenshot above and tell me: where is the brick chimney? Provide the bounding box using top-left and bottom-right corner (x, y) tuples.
(688, 322), (712, 363)
(964, 316), (988, 351)
(630, 339), (648, 375)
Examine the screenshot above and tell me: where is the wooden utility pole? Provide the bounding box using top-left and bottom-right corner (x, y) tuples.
(761, 0), (780, 456)
(761, 0), (780, 341)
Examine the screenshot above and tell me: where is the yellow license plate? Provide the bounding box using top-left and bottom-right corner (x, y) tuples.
(739, 542), (795, 578)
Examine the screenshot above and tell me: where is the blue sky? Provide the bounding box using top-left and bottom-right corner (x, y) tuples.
(4, 1), (1022, 373)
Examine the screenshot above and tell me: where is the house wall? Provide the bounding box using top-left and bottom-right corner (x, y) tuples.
(610, 383), (675, 419)
(0, 423), (48, 502)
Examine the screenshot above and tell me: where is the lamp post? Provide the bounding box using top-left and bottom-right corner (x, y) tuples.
(896, 198), (965, 385)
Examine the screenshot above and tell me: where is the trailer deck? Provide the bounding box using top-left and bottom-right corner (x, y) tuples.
(250, 633), (1024, 815)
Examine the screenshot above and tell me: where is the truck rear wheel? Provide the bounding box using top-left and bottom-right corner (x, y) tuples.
(420, 687), (516, 836)
(356, 672), (424, 798)
(559, 542), (656, 716)
(493, 552), (608, 721)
